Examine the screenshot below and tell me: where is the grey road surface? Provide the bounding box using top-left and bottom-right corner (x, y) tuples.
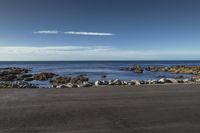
(0, 84), (200, 133)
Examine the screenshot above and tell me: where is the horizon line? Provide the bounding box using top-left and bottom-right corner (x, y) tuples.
(0, 60), (200, 62)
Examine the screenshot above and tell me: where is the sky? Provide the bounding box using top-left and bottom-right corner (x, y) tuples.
(0, 0), (200, 61)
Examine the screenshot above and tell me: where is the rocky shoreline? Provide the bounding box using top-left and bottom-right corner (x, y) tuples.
(0, 65), (200, 89)
(120, 65), (200, 74)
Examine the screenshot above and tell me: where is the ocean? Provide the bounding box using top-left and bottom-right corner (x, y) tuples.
(0, 61), (199, 87)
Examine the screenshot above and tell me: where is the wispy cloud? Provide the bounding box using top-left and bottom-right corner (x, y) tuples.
(33, 30), (114, 36)
(64, 31), (114, 36)
(0, 46), (200, 61)
(34, 30), (60, 34)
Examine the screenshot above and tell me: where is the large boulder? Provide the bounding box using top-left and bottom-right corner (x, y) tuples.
(34, 72), (58, 81)
(9, 68), (29, 75)
(0, 67), (29, 76)
(120, 64), (144, 73)
(145, 66), (160, 72)
(50, 75), (88, 86)
(70, 75), (88, 84)
(50, 77), (71, 85)
(132, 64), (144, 73)
(0, 75), (17, 81)
(158, 78), (178, 84)
(0, 68), (30, 81)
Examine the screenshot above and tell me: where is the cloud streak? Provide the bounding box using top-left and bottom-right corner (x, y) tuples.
(64, 31), (114, 36)
(0, 46), (200, 61)
(34, 30), (114, 36)
(34, 30), (60, 34)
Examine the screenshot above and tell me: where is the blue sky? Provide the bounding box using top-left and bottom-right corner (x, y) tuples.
(0, 0), (200, 60)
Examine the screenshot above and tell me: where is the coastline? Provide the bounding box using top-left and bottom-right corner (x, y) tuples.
(1, 64), (200, 88)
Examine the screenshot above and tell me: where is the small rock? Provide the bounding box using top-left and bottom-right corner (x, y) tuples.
(95, 81), (102, 86)
(101, 75), (107, 79)
(51, 85), (57, 88)
(195, 79), (200, 82)
(127, 81), (135, 86)
(158, 78), (166, 84)
(144, 80), (150, 84)
(131, 64), (144, 73)
(165, 78), (178, 84)
(135, 81), (141, 86)
(78, 81), (92, 87)
(66, 83), (77, 88)
(108, 80), (114, 85)
(183, 79), (190, 83)
(177, 79), (184, 83)
(56, 84), (68, 88)
(113, 79), (121, 85)
(121, 81), (128, 85)
(150, 80), (158, 84)
(102, 80), (109, 85)
(140, 80), (145, 85)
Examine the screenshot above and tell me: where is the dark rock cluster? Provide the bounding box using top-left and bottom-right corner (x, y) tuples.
(0, 67), (29, 81)
(121, 65), (200, 76)
(120, 64), (144, 73)
(145, 65), (200, 75)
(50, 75), (90, 88)
(0, 67), (59, 82)
(0, 68), (60, 88)
(0, 81), (37, 88)
(33, 72), (58, 81)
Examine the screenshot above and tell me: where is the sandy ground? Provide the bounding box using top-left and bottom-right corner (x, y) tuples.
(0, 84), (200, 133)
